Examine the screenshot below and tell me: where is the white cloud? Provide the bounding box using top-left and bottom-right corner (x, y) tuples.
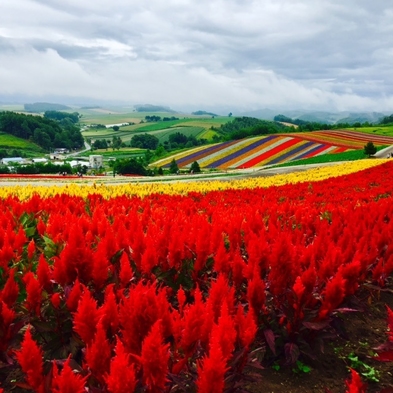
(0, 0), (392, 112)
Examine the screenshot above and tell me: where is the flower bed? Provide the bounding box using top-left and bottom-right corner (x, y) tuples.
(0, 161), (392, 392)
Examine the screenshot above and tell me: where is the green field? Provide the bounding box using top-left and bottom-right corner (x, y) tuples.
(346, 126), (393, 137)
(78, 148), (145, 159)
(0, 132), (43, 152)
(82, 115), (231, 146)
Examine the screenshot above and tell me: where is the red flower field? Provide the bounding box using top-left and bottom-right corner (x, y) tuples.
(0, 162), (392, 392)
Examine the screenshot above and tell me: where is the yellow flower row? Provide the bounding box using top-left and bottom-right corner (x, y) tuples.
(0, 159), (386, 200)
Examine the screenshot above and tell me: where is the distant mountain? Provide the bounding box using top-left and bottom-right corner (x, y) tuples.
(335, 112), (387, 125)
(192, 110), (218, 116)
(24, 102), (71, 113)
(134, 104), (176, 113)
(236, 108), (278, 121)
(238, 109), (389, 125)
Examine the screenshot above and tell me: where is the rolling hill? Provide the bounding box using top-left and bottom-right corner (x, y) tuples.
(152, 130), (393, 170)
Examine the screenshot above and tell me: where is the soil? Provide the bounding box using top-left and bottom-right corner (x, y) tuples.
(250, 286), (393, 393)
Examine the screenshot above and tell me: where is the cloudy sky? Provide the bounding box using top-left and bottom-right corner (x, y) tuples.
(1, 0), (392, 112)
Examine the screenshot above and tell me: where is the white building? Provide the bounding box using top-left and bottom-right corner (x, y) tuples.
(89, 155), (103, 169)
(32, 158), (48, 164)
(1, 157), (24, 165)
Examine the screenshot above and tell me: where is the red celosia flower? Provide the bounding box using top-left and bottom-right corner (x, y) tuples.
(235, 305), (257, 349)
(196, 336), (228, 393)
(50, 293), (61, 309)
(140, 320), (169, 392)
(85, 322), (111, 384)
(119, 251), (133, 287)
(247, 267), (266, 315)
(37, 254), (52, 292)
(14, 226), (28, 253)
(292, 276), (306, 303)
(16, 327), (45, 393)
(100, 284), (119, 334)
(0, 300), (15, 330)
(210, 302), (237, 361)
(206, 274), (234, 322)
(119, 281), (172, 354)
(345, 368), (367, 393)
(213, 239), (230, 274)
(65, 279), (82, 312)
(318, 272), (346, 320)
(73, 287), (101, 345)
(105, 338), (137, 393)
(178, 286), (206, 355)
(52, 356), (87, 393)
(339, 260), (361, 295)
(23, 272), (42, 316)
(27, 239), (36, 260)
(36, 217), (46, 236)
(1, 269), (19, 307)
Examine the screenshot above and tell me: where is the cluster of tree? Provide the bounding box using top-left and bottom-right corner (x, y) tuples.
(0, 112), (84, 152)
(192, 111), (218, 116)
(91, 136), (124, 150)
(131, 134), (159, 150)
(0, 149), (26, 159)
(90, 124), (107, 129)
(274, 114), (309, 126)
(168, 159), (200, 174)
(44, 111), (80, 124)
(24, 102), (71, 112)
(135, 104), (175, 113)
(274, 113), (393, 130)
(164, 132), (206, 150)
(380, 114), (393, 125)
(114, 158), (147, 176)
(4, 161), (73, 175)
(214, 117), (288, 140)
(145, 115), (161, 122)
(144, 115), (180, 122)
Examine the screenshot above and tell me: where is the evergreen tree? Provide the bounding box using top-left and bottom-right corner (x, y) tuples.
(190, 161), (201, 173)
(169, 159), (179, 174)
(364, 141), (377, 157)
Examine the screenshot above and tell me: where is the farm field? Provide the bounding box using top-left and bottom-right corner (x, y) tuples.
(0, 159), (392, 392)
(82, 117), (229, 146)
(154, 130), (393, 170)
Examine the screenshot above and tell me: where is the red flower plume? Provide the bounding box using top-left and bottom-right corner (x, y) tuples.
(196, 336), (228, 393)
(105, 338), (137, 393)
(85, 322), (111, 384)
(16, 327), (44, 393)
(140, 320), (169, 393)
(73, 287), (101, 345)
(52, 356), (87, 393)
(345, 369), (367, 393)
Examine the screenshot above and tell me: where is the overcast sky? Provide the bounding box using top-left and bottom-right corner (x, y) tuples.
(1, 0), (392, 113)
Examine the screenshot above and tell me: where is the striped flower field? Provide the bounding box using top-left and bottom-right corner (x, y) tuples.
(154, 130), (393, 170)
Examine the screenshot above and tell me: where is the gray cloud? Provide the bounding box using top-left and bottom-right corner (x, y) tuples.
(0, 0), (392, 112)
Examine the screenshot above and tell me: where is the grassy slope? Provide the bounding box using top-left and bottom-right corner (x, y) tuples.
(0, 132), (43, 153)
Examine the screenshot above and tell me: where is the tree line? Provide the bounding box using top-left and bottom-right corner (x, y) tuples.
(213, 117), (288, 140)
(274, 113), (393, 130)
(0, 111), (84, 152)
